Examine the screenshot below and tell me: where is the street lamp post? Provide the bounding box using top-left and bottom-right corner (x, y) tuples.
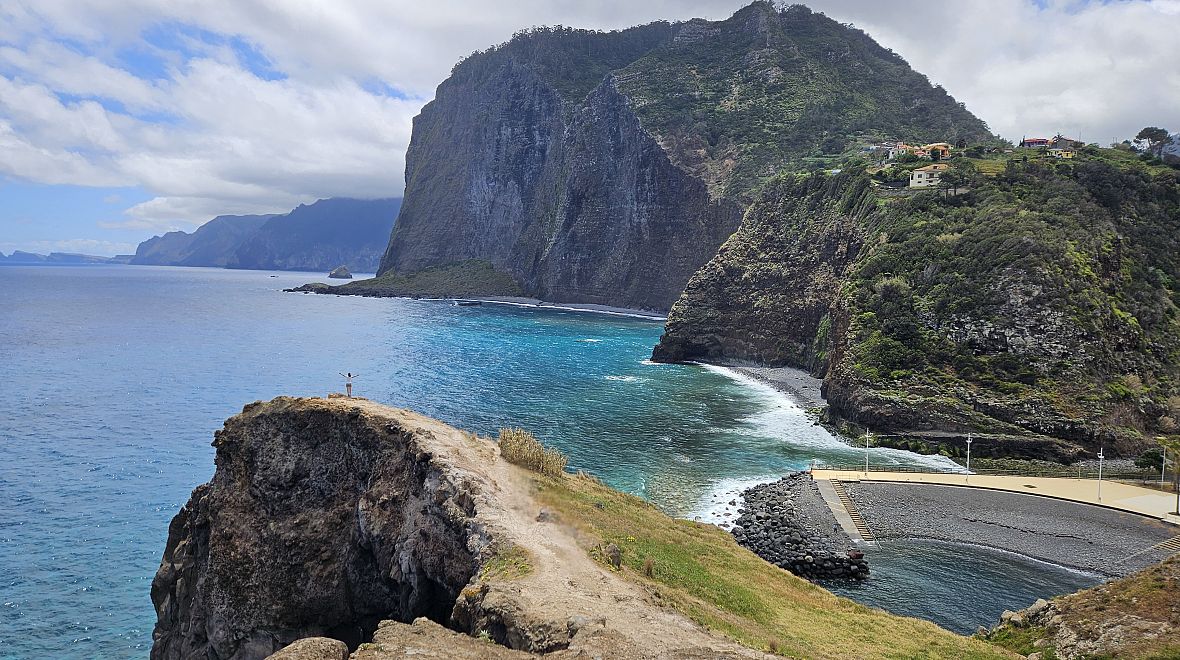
(1163, 448), (1168, 486)
(1097, 447), (1105, 502)
(965, 434), (973, 480)
(864, 431), (872, 475)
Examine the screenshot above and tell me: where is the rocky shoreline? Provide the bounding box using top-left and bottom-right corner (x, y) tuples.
(731, 473), (869, 581)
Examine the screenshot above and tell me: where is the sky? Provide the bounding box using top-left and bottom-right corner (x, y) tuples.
(1, 0), (1178, 256)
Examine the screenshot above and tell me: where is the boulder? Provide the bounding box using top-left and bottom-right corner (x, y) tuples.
(328, 265), (353, 279)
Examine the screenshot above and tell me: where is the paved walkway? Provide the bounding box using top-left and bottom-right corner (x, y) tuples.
(812, 469), (1180, 526)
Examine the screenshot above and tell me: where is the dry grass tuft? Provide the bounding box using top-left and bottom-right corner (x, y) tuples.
(498, 428), (568, 477)
(642, 557), (655, 578)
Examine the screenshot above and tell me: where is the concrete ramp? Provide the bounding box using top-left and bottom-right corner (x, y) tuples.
(816, 478), (877, 546)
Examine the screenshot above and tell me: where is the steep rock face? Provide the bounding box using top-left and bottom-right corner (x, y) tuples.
(656, 159), (1180, 460)
(131, 215), (275, 267)
(378, 2), (990, 310)
(131, 199), (399, 272)
(231, 198), (400, 273)
(150, 397), (491, 659)
(653, 174), (871, 367)
(380, 29), (739, 310)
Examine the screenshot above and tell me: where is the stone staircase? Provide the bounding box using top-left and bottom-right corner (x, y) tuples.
(830, 479), (875, 544)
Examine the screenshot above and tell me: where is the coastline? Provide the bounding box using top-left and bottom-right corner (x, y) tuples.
(726, 365), (825, 409)
(288, 283), (668, 321)
(461, 295), (667, 321)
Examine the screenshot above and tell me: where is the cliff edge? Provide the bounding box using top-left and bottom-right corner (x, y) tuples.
(151, 396), (1010, 659)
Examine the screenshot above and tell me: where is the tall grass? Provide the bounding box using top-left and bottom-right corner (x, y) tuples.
(498, 428), (568, 477)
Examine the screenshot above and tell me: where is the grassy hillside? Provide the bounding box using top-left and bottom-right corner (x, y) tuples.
(985, 556), (1180, 659)
(531, 470), (1012, 658)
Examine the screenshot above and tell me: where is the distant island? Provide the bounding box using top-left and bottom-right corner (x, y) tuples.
(0, 251), (133, 265)
(131, 197), (401, 273)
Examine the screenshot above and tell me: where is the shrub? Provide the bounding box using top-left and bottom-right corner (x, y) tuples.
(498, 428), (568, 477)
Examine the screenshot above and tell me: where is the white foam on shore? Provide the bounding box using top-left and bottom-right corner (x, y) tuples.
(467, 298), (667, 320)
(700, 364), (964, 472)
(577, 338), (603, 343)
(604, 375), (642, 382)
(689, 475), (781, 528)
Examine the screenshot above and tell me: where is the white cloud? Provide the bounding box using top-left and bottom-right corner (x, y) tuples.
(0, 0), (1177, 237)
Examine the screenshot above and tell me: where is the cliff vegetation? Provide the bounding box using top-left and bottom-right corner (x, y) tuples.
(656, 147), (1180, 460)
(984, 556), (1180, 659)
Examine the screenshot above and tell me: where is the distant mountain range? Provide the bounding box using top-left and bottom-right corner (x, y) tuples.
(131, 197), (401, 273)
(0, 251), (132, 264)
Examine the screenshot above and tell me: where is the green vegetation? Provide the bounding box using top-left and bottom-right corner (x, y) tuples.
(982, 625), (1057, 658)
(497, 427), (568, 477)
(614, 3), (992, 200)
(533, 470), (1012, 659)
(333, 260), (523, 298)
(841, 149), (1180, 449)
(451, 23), (673, 104)
(985, 557), (1180, 659)
(659, 144), (1180, 457)
(478, 543), (533, 581)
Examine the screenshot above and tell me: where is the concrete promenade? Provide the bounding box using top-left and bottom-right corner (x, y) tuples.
(812, 469), (1180, 526)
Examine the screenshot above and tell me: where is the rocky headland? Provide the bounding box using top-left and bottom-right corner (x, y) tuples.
(372, 3), (989, 311)
(150, 396), (1009, 660)
(655, 160), (1180, 463)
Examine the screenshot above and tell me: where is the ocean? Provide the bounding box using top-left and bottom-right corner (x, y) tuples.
(0, 265), (1097, 657)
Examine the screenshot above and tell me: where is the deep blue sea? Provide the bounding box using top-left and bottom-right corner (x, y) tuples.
(0, 265), (1098, 657)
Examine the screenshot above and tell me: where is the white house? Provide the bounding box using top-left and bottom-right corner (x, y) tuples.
(909, 163), (950, 188)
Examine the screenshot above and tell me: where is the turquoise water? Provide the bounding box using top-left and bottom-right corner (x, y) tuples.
(0, 265), (1089, 657)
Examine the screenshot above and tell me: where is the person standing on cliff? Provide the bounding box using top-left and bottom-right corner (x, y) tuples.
(339, 372), (358, 397)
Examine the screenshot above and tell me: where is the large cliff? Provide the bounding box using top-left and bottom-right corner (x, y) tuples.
(655, 152), (1180, 460)
(150, 396), (1008, 660)
(375, 2), (990, 310)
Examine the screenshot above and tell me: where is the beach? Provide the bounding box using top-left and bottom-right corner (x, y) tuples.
(728, 365), (825, 408)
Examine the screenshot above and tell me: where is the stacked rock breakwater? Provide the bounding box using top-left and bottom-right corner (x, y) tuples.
(731, 473), (869, 581)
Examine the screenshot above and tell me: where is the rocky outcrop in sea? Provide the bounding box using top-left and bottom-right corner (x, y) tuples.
(730, 473), (868, 581)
